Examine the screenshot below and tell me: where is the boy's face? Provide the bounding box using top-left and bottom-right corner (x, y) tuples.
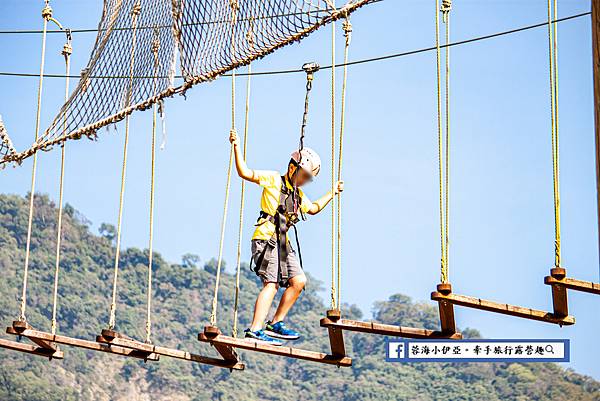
(287, 163), (313, 187)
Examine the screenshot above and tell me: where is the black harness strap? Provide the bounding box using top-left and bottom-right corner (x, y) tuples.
(253, 175), (304, 287)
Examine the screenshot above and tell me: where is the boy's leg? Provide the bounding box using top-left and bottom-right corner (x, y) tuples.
(272, 273), (307, 323)
(250, 282), (279, 332)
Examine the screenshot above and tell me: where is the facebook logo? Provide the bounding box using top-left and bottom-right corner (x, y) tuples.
(387, 341), (405, 361)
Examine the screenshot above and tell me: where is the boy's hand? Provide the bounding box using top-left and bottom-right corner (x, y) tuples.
(229, 129), (239, 147)
(334, 180), (344, 195)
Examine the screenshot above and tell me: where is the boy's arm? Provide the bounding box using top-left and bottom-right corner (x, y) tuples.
(230, 130), (259, 184)
(307, 181), (344, 215)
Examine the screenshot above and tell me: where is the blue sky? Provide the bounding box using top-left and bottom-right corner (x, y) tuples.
(1, 0), (599, 380)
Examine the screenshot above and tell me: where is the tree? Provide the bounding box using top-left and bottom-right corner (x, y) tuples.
(98, 223), (116, 242)
(181, 253), (200, 268)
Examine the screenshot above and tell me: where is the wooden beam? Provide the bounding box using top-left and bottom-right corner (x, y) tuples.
(545, 275), (600, 295)
(323, 310), (346, 357)
(198, 332), (352, 367)
(202, 326), (240, 362)
(12, 321), (58, 351)
(546, 268), (570, 317)
(593, 0), (600, 273)
(436, 284), (458, 334)
(0, 337), (64, 359)
(431, 291), (575, 326)
(96, 333), (244, 370)
(6, 327), (159, 361)
(320, 317), (462, 339)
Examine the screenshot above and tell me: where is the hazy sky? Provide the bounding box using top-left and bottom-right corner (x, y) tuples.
(1, 0), (598, 380)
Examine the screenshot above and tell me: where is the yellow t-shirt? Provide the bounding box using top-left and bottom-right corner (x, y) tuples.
(252, 170), (312, 240)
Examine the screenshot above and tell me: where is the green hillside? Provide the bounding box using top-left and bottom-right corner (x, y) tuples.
(0, 193), (598, 401)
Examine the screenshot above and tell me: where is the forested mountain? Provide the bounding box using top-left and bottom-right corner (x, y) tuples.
(0, 194), (598, 401)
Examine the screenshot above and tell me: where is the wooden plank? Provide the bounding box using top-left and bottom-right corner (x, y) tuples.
(198, 333), (352, 367)
(0, 338), (64, 359)
(322, 310), (347, 357)
(320, 318), (462, 339)
(431, 291), (575, 326)
(545, 275), (600, 295)
(96, 334), (243, 370)
(326, 326), (346, 357)
(6, 327), (159, 361)
(201, 326), (239, 362)
(550, 283), (569, 317)
(437, 299), (458, 334)
(12, 321), (58, 351)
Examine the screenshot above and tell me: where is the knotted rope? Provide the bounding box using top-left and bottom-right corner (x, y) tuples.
(210, 0), (238, 328)
(145, 28), (161, 344)
(232, 20), (254, 338)
(547, 0), (562, 268)
(108, 0), (142, 330)
(20, 1), (62, 322)
(50, 29), (72, 335)
(435, 0), (452, 284)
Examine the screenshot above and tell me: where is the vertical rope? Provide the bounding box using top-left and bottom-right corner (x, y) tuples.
(19, 2), (54, 322)
(210, 0), (238, 327)
(435, 0), (447, 284)
(232, 21), (254, 338)
(108, 1), (141, 330)
(442, 0), (451, 278)
(145, 29), (160, 344)
(335, 17), (352, 310)
(330, 21), (337, 311)
(51, 31), (72, 335)
(547, 0), (561, 268)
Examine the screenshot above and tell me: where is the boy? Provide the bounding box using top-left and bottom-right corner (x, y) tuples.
(229, 131), (343, 345)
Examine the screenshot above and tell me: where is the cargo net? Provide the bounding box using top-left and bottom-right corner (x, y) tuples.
(6, 0), (371, 166)
(0, 116), (17, 166)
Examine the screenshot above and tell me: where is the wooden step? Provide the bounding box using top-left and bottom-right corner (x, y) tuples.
(0, 337), (64, 359)
(545, 275), (600, 295)
(431, 291), (575, 326)
(97, 332), (244, 370)
(12, 321), (58, 351)
(320, 317), (463, 339)
(6, 326), (159, 361)
(198, 329), (351, 367)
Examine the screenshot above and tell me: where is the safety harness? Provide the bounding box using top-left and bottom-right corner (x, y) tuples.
(252, 174), (304, 287)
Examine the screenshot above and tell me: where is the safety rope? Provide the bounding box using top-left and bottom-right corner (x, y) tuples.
(232, 20), (254, 338)
(547, 0), (561, 268)
(335, 16), (352, 310)
(108, 1), (141, 330)
(435, 0), (451, 284)
(50, 29), (72, 335)
(330, 21), (337, 311)
(210, 0), (238, 328)
(19, 1), (61, 322)
(145, 28), (160, 344)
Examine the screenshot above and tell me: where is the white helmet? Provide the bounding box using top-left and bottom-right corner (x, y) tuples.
(291, 147), (321, 177)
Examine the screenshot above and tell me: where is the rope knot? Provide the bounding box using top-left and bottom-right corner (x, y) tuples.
(80, 67), (90, 92)
(151, 39), (160, 55)
(246, 19), (255, 46)
(342, 19), (352, 45)
(62, 42), (73, 57)
(41, 5), (53, 20)
(131, 1), (141, 17)
(440, 0), (452, 22)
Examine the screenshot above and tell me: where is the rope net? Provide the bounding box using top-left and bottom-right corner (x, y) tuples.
(0, 116), (17, 164)
(2, 0), (372, 167)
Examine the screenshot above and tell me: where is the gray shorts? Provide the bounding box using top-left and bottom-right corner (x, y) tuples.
(251, 239), (303, 285)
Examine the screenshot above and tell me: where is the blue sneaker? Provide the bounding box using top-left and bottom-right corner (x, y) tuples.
(264, 321), (300, 340)
(244, 329), (283, 346)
